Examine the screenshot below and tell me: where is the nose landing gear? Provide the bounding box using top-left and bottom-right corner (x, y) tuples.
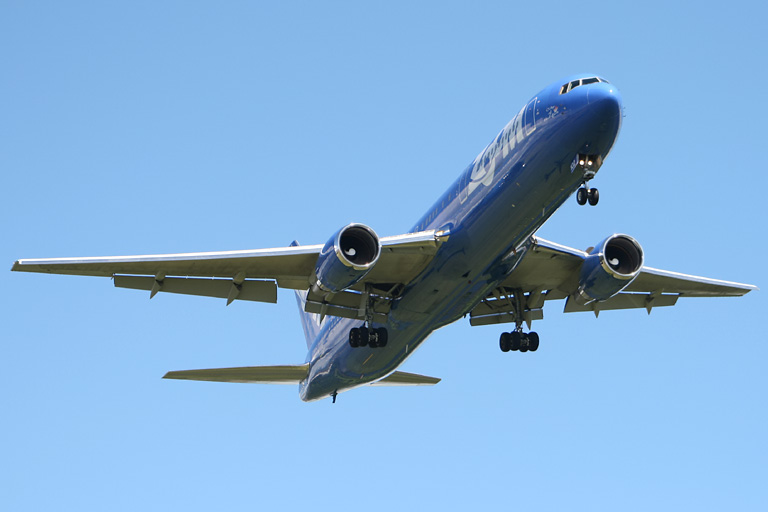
(572, 153), (600, 206)
(576, 185), (599, 206)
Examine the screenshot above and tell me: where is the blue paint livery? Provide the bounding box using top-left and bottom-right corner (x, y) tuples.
(299, 75), (623, 401)
(16, 74), (752, 401)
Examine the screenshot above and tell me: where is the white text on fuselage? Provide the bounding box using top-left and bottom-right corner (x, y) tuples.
(414, 100), (536, 232)
(460, 102), (531, 204)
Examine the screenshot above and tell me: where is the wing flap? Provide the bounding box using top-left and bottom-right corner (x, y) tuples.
(564, 292), (679, 313)
(163, 364), (310, 384)
(114, 275), (277, 303)
(370, 371), (441, 386)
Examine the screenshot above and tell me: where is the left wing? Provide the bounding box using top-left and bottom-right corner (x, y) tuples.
(12, 230), (446, 317)
(469, 237), (756, 326)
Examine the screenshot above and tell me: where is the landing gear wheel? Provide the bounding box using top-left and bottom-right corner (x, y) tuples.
(349, 328), (360, 348)
(587, 187), (599, 206)
(510, 331), (522, 351)
(519, 333), (529, 353)
(576, 187), (588, 205)
(368, 327), (379, 348)
(376, 328), (388, 347)
(528, 332), (539, 351)
(500, 332), (511, 352)
(358, 327), (369, 347)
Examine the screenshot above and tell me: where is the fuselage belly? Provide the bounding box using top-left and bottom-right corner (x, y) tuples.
(301, 78), (622, 401)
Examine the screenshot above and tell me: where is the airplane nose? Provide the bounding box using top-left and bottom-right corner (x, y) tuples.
(583, 84), (623, 154)
(587, 84), (622, 119)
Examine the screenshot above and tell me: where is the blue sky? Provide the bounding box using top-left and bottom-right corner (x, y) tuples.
(2, 1), (766, 510)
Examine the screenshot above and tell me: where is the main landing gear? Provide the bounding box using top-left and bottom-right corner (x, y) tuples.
(349, 326), (389, 348)
(576, 184), (599, 206)
(348, 287), (389, 348)
(499, 329), (539, 353)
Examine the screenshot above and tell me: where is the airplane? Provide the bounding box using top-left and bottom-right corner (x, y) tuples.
(12, 74), (757, 403)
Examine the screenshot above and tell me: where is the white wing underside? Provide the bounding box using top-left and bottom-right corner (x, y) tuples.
(12, 232), (755, 322)
(12, 230), (446, 313)
(468, 237), (756, 326)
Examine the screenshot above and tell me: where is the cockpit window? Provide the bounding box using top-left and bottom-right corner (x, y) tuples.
(559, 76), (609, 95)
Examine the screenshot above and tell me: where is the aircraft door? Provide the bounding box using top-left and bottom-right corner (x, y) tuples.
(524, 97), (537, 136)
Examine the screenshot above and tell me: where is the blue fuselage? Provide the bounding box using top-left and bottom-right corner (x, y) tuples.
(300, 76), (623, 401)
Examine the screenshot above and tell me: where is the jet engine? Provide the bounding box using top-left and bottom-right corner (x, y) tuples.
(312, 223), (381, 295)
(575, 234), (644, 304)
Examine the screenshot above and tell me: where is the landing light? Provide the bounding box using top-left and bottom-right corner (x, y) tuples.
(579, 160), (585, 165)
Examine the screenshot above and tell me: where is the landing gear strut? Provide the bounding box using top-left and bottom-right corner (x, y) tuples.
(347, 287), (389, 348)
(572, 153), (600, 206)
(497, 288), (540, 353)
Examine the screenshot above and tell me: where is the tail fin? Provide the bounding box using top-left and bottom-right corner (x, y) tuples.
(294, 289), (321, 348)
(291, 240), (322, 348)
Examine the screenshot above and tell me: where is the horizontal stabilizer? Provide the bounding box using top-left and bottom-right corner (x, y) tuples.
(370, 371), (441, 386)
(163, 364), (309, 384)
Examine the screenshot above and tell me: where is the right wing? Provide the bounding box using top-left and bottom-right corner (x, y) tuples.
(12, 230), (446, 319)
(469, 236), (757, 326)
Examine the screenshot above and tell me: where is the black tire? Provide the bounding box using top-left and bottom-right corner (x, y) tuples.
(377, 328), (388, 347)
(587, 187), (599, 206)
(349, 328), (360, 348)
(359, 327), (369, 347)
(520, 333), (531, 352)
(528, 332), (539, 351)
(576, 187), (587, 205)
(510, 331), (522, 351)
(500, 332), (511, 352)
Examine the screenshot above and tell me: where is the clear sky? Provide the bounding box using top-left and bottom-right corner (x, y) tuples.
(2, 1), (766, 510)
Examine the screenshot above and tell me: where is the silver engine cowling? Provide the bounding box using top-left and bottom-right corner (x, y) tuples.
(312, 223), (381, 295)
(575, 234), (644, 305)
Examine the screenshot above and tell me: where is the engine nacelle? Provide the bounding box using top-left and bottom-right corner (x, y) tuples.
(575, 234), (644, 304)
(312, 223), (381, 295)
